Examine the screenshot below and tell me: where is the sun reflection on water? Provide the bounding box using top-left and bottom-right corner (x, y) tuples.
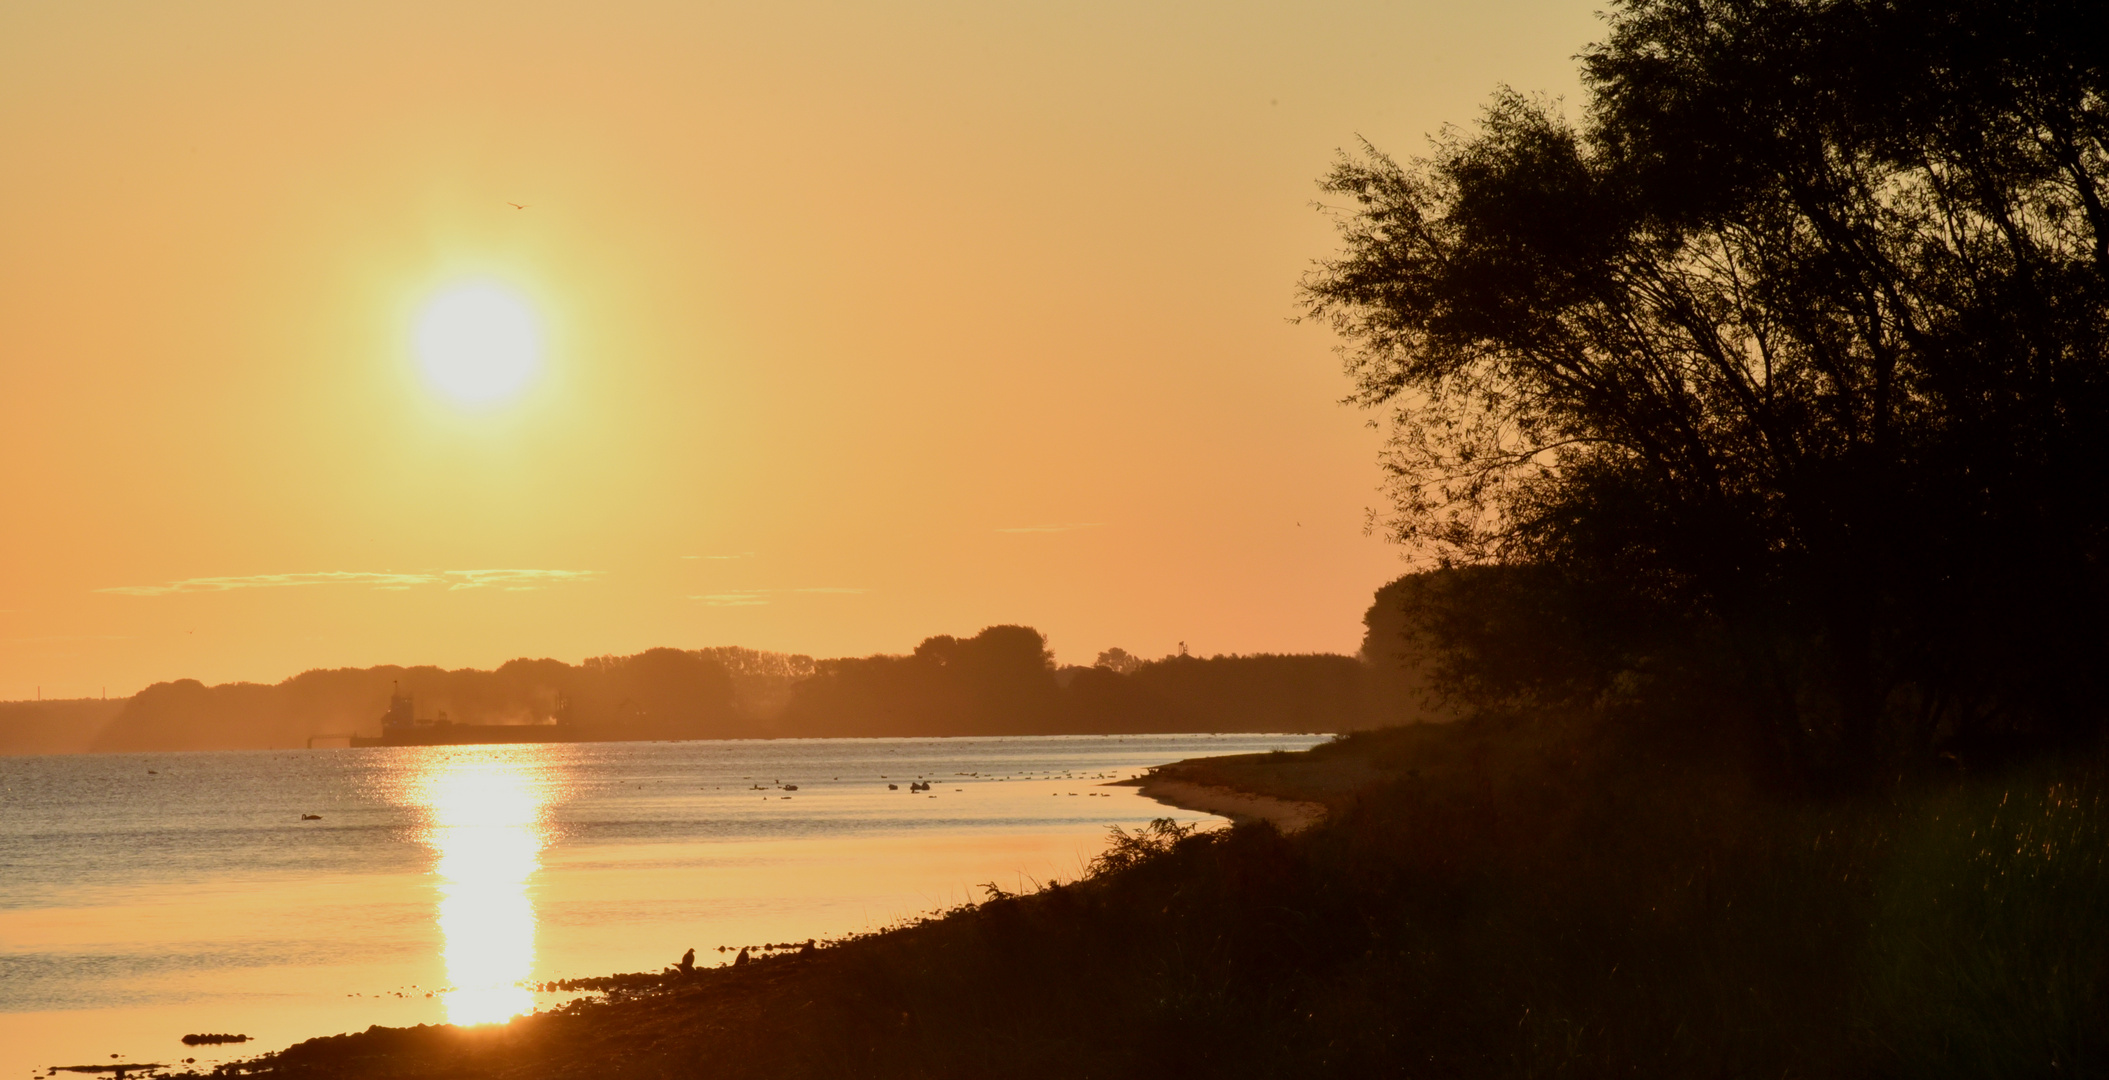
(412, 749), (558, 1025)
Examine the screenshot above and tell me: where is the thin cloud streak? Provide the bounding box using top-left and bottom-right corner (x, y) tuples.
(692, 591), (771, 607)
(441, 569), (602, 592)
(100, 569), (600, 597)
(688, 587), (868, 607)
(993, 522), (1106, 534)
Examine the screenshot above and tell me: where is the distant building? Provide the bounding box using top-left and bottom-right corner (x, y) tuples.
(355, 683), (566, 748)
(383, 686), (416, 731)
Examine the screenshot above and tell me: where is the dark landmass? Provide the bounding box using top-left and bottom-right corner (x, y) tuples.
(5, 613), (1447, 754)
(193, 713), (2108, 1078)
(0, 698), (125, 755)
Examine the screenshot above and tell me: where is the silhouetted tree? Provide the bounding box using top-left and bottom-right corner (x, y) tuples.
(695, 647), (817, 728)
(1129, 653), (1366, 734)
(1305, 0), (2109, 771)
(1094, 648), (1145, 676)
(782, 626), (1061, 737)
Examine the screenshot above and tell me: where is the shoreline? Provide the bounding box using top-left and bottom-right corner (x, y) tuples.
(1117, 774), (1328, 833)
(172, 735), (1420, 1076)
(143, 742), (1350, 1077)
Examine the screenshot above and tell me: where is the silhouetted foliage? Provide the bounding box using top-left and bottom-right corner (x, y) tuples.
(1087, 817), (1197, 876)
(695, 646), (818, 722)
(770, 627), (1365, 738)
(70, 628), (1371, 752)
(1364, 566), (1699, 716)
(1093, 647), (1145, 675)
(1305, 0), (2109, 774)
(778, 626), (1063, 738)
(1127, 652), (1367, 734)
(1359, 575), (1465, 725)
(572, 647), (739, 738)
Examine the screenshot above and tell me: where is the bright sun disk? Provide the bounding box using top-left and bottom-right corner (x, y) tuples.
(415, 284), (541, 405)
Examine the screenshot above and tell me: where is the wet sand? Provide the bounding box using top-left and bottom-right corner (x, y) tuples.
(1119, 775), (1327, 832)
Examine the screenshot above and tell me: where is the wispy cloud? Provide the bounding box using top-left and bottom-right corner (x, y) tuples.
(100, 569), (600, 597)
(441, 569), (601, 592)
(691, 591), (772, 607)
(688, 587), (867, 607)
(101, 571), (430, 596)
(994, 522), (1105, 534)
(681, 552), (754, 560)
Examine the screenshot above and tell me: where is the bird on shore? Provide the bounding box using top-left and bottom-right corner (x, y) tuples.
(678, 948), (695, 974)
(734, 947), (750, 966)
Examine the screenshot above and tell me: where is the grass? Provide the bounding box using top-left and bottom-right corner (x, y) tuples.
(226, 715), (2109, 1078)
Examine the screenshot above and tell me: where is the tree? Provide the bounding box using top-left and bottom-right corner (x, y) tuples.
(1303, 0), (2109, 770)
(1094, 647), (1145, 676)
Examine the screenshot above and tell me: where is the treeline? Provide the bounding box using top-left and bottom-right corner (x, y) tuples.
(87, 648), (751, 752)
(46, 620), (1444, 754)
(779, 626), (1391, 737)
(1304, 0), (2109, 779)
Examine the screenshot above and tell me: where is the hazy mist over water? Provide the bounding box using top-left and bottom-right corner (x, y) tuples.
(0, 733), (1322, 1072)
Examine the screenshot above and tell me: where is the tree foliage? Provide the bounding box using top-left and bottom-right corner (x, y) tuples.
(1304, 0), (2109, 769)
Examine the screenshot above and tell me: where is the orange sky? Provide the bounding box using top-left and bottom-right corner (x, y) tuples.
(0, 0), (1596, 699)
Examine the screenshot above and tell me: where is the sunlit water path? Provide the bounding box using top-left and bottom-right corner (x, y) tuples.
(0, 733), (1322, 1074)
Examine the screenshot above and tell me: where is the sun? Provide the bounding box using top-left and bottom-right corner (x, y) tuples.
(415, 284), (542, 406)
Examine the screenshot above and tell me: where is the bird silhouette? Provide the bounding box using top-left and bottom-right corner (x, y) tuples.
(507, 202), (528, 210)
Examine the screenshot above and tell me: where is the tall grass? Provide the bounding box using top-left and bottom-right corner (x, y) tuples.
(1866, 772), (2109, 1076)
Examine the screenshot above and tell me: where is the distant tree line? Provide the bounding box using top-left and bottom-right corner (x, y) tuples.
(52, 621), (1441, 753)
(86, 648), (749, 752)
(1308, 0), (2109, 777)
(780, 625), (1385, 737)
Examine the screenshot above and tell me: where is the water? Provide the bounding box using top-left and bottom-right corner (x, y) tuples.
(0, 733), (1324, 1075)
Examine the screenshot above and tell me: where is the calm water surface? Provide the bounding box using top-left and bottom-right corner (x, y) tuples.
(0, 733), (1323, 1075)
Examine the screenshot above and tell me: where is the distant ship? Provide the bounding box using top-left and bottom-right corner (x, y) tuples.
(350, 687), (569, 748)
